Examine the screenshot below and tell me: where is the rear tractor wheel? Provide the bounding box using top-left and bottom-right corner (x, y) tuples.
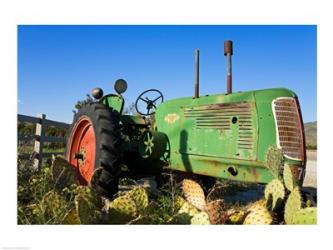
(66, 102), (122, 198)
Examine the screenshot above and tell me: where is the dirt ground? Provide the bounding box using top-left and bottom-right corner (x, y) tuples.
(303, 150), (317, 188)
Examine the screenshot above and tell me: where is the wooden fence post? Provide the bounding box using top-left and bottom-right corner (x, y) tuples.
(33, 114), (46, 170)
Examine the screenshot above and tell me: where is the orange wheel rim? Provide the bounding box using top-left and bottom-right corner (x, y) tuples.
(67, 116), (96, 184)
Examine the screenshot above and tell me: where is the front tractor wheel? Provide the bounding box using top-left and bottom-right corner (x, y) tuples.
(66, 103), (122, 198)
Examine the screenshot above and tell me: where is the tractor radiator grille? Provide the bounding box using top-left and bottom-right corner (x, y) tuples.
(184, 102), (251, 129)
(184, 102), (255, 150)
(272, 97), (305, 160)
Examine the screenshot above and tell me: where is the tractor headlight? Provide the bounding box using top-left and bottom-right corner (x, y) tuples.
(114, 79), (128, 95)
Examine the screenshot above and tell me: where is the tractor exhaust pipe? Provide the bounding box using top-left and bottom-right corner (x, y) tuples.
(194, 48), (199, 98)
(224, 40), (233, 94)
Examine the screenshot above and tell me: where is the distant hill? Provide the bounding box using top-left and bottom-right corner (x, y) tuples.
(304, 121), (317, 148)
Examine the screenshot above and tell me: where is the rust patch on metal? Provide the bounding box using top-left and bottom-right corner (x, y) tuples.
(248, 167), (260, 181)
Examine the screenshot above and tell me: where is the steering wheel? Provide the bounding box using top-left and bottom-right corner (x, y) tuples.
(135, 89), (164, 116)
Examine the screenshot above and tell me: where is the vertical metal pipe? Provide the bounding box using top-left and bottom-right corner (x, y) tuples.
(224, 40), (233, 94)
(194, 49), (199, 98)
(226, 54), (232, 94)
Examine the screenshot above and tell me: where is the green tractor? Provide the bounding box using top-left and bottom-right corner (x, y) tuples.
(66, 41), (306, 198)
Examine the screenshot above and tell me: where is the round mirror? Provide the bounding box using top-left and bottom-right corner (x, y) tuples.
(114, 79), (128, 94)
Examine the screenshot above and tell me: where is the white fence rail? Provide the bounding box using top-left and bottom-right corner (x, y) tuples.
(17, 114), (70, 169)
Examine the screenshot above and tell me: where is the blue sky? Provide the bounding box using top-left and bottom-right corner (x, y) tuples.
(18, 25), (316, 123)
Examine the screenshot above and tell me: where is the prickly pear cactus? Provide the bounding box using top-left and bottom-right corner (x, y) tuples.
(292, 207), (317, 225)
(178, 201), (200, 217)
(62, 208), (80, 224)
(127, 187), (149, 213)
(108, 195), (138, 224)
(191, 212), (211, 225)
(245, 199), (267, 219)
(265, 145), (284, 179)
(169, 213), (193, 225)
(182, 179), (206, 211)
(284, 187), (302, 224)
(243, 203), (273, 225)
(51, 157), (77, 191)
(42, 190), (68, 221)
(264, 179), (285, 211)
(75, 186), (102, 224)
(227, 209), (246, 225)
(205, 199), (227, 224)
(173, 196), (186, 213)
(169, 201), (200, 224)
(283, 164), (298, 192)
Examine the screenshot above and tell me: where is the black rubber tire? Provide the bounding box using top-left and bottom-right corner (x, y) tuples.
(66, 102), (122, 198)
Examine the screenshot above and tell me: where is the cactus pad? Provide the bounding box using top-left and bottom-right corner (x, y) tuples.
(168, 201), (200, 224)
(205, 199), (227, 224)
(108, 195), (138, 224)
(127, 187), (149, 213)
(243, 204), (273, 225)
(292, 207), (317, 225)
(174, 196), (186, 213)
(264, 179), (285, 211)
(182, 179), (206, 211)
(191, 212), (211, 225)
(51, 157), (77, 191)
(62, 208), (80, 224)
(246, 199), (267, 212)
(284, 187), (302, 224)
(178, 201), (200, 217)
(227, 210), (246, 224)
(75, 187), (102, 224)
(169, 213), (192, 224)
(283, 164), (298, 192)
(265, 145), (284, 179)
(42, 191), (67, 221)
